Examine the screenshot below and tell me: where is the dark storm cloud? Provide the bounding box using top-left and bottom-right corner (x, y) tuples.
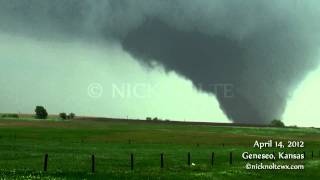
(122, 18), (319, 123)
(0, 0), (319, 123)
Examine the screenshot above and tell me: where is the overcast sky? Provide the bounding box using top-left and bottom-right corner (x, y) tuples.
(0, 32), (229, 122)
(0, 0), (319, 126)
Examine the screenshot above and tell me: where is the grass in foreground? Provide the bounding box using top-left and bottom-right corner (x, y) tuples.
(0, 118), (319, 179)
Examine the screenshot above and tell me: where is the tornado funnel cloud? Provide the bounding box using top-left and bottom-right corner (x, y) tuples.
(0, 0), (319, 124)
(122, 19), (320, 124)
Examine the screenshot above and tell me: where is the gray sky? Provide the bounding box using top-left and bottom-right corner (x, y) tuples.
(0, 0), (320, 126)
(0, 32), (228, 122)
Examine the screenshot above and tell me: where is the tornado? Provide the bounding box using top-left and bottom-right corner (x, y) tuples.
(1, 0), (319, 123)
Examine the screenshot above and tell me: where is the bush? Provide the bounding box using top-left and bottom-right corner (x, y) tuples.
(1, 114), (19, 118)
(59, 113), (67, 120)
(68, 113), (75, 119)
(35, 106), (48, 119)
(270, 119), (285, 127)
(146, 117), (152, 121)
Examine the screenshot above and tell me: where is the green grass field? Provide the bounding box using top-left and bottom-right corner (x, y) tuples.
(0, 117), (319, 179)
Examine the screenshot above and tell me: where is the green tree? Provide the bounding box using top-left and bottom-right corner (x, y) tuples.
(35, 106), (48, 119)
(59, 113), (67, 120)
(270, 119), (285, 127)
